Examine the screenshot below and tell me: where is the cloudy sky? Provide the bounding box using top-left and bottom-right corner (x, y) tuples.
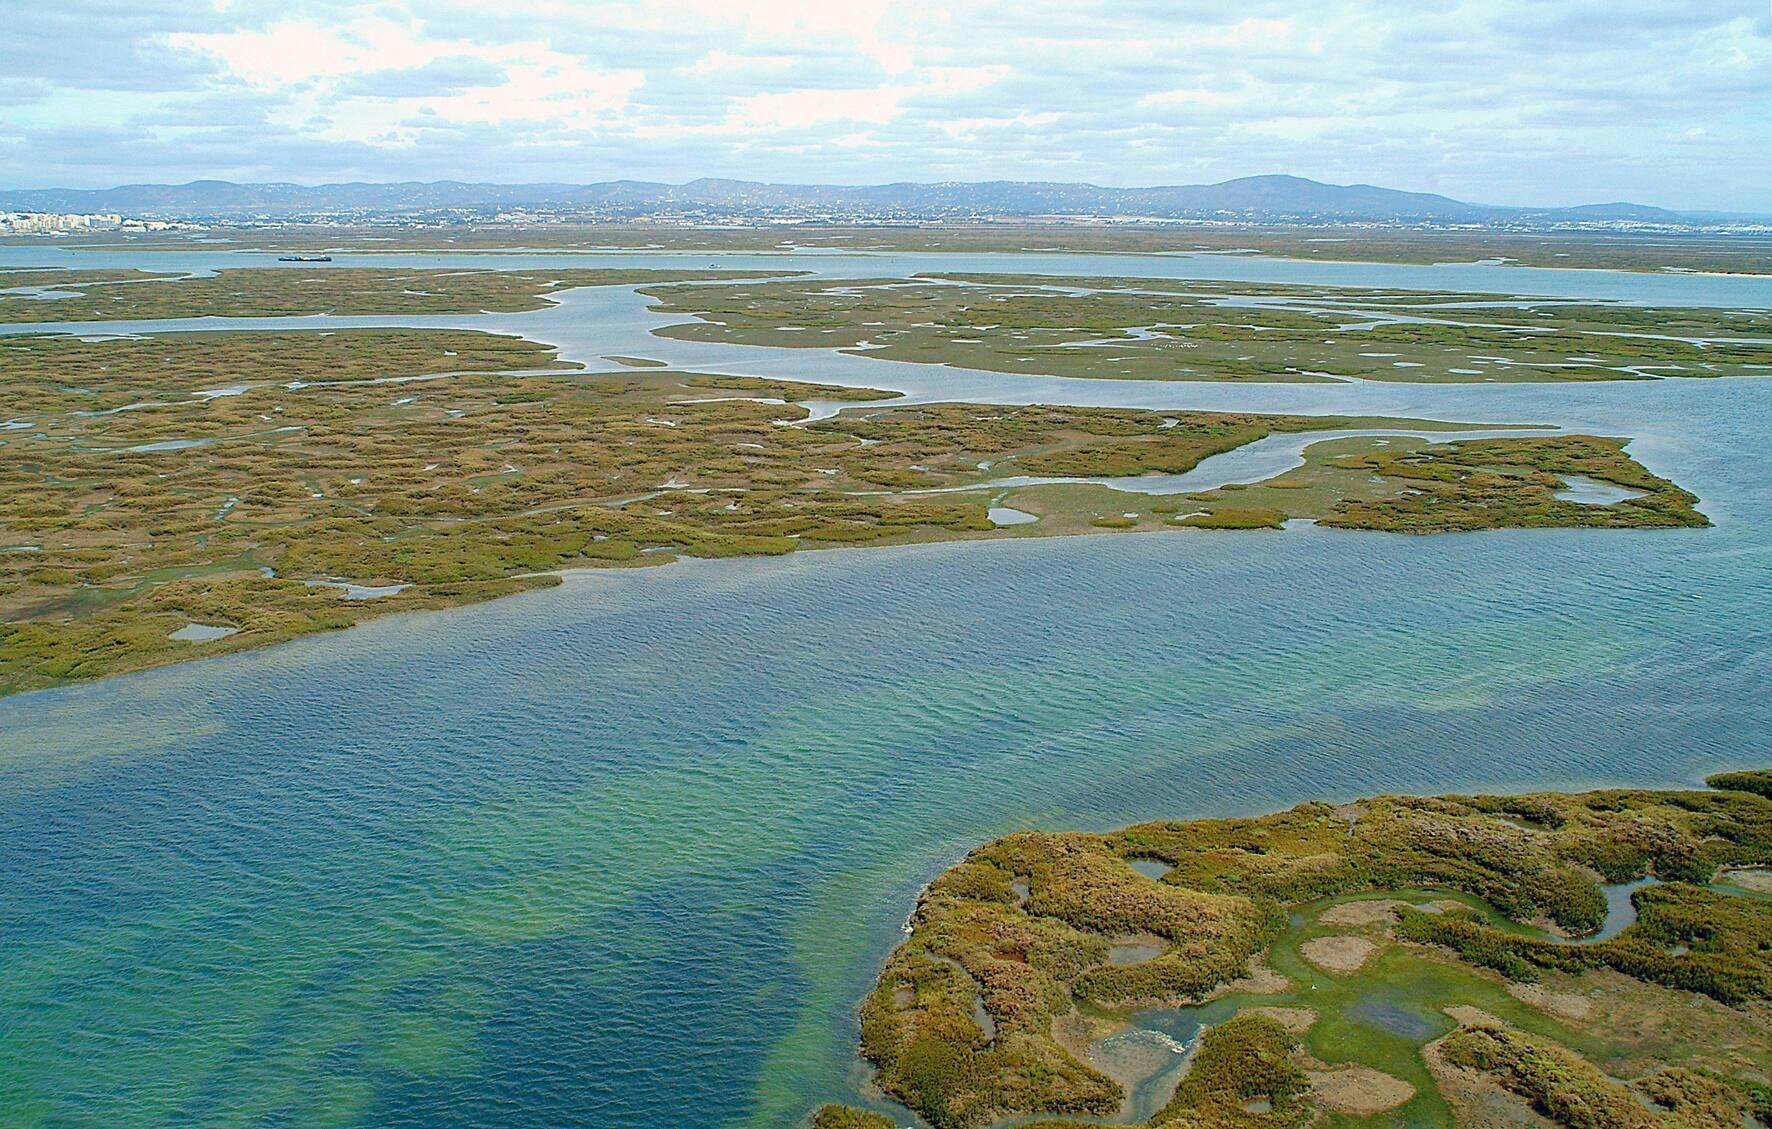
(5, 1), (1769, 209)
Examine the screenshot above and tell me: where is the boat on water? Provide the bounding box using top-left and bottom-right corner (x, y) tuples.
(276, 255), (332, 262)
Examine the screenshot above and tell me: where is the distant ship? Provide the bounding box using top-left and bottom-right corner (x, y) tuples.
(277, 255), (332, 262)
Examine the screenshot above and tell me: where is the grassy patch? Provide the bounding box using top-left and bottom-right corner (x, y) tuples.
(1174, 508), (1286, 530)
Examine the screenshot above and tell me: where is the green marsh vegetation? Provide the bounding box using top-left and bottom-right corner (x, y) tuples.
(643, 275), (1772, 384)
(0, 328), (576, 414)
(1099, 431), (1703, 537)
(1435, 1022), (1771, 1129)
(0, 328), (945, 693)
(985, 227), (1772, 276)
(1316, 436), (1709, 533)
(951, 273), (1772, 345)
(0, 265), (800, 322)
(815, 774), (1772, 1129)
(0, 327), (1704, 694)
(1172, 508), (1287, 531)
(811, 1108), (899, 1129)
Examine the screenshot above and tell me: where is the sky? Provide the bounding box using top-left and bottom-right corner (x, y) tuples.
(3, 0), (1770, 210)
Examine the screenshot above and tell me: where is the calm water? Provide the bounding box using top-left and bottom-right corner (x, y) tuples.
(3, 248), (1771, 1126)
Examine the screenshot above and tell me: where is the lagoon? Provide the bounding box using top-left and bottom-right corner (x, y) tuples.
(2, 246), (1771, 1126)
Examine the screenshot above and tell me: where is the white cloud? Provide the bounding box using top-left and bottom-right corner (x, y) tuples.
(731, 87), (906, 129)
(165, 15), (643, 145)
(693, 60), (1004, 132)
(1139, 88), (1235, 109)
(0, 0), (1767, 209)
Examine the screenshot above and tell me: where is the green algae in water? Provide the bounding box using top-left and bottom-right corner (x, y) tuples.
(3, 523), (1768, 1126)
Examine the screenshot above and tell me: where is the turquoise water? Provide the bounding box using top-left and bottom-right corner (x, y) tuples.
(6, 528), (1770, 1126)
(3, 249), (1772, 1126)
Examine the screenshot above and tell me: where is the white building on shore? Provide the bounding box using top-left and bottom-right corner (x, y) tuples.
(0, 211), (131, 234)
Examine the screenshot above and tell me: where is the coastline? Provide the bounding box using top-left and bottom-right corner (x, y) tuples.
(1, 435), (1706, 702)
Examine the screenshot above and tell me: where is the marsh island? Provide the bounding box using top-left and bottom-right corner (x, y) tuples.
(815, 771), (1772, 1129)
(645, 274), (1772, 384)
(0, 321), (1704, 694)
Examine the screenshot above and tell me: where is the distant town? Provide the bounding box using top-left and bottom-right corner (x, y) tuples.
(2, 176), (1768, 237)
(0, 211), (196, 235)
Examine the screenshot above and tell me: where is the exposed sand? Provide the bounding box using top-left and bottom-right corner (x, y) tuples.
(1241, 1005), (1317, 1035)
(1055, 1009), (1187, 1122)
(1301, 934), (1380, 972)
(1507, 982), (1595, 1021)
(1215, 954), (1292, 997)
(1332, 802), (1367, 825)
(1318, 898), (1407, 927)
(1444, 1005), (1504, 1027)
(1052, 1009), (1119, 1063)
(1305, 1065), (1415, 1114)
(1717, 866), (1772, 893)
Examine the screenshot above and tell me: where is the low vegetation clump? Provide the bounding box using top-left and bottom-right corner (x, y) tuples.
(1706, 770), (1772, 800)
(809, 1106), (897, 1129)
(1145, 1013), (1312, 1127)
(1437, 1021), (1768, 1127)
(814, 774), (1772, 1128)
(1396, 881), (1772, 1005)
(1173, 508), (1286, 531)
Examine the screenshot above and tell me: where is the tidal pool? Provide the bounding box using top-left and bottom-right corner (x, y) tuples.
(1559, 877), (1662, 943)
(1555, 473), (1648, 505)
(167, 623), (239, 642)
(988, 505), (1038, 526)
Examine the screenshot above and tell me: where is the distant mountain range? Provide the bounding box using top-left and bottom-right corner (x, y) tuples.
(0, 174), (1749, 226)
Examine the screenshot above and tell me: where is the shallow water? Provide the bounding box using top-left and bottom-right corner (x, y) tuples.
(1089, 1025), (1194, 1122)
(2, 248), (1771, 1127)
(1575, 877), (1662, 943)
(987, 505), (1038, 526)
(1555, 474), (1647, 506)
(1107, 940), (1167, 965)
(6, 525), (1770, 1125)
(166, 623), (239, 642)
(1345, 994), (1439, 1041)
